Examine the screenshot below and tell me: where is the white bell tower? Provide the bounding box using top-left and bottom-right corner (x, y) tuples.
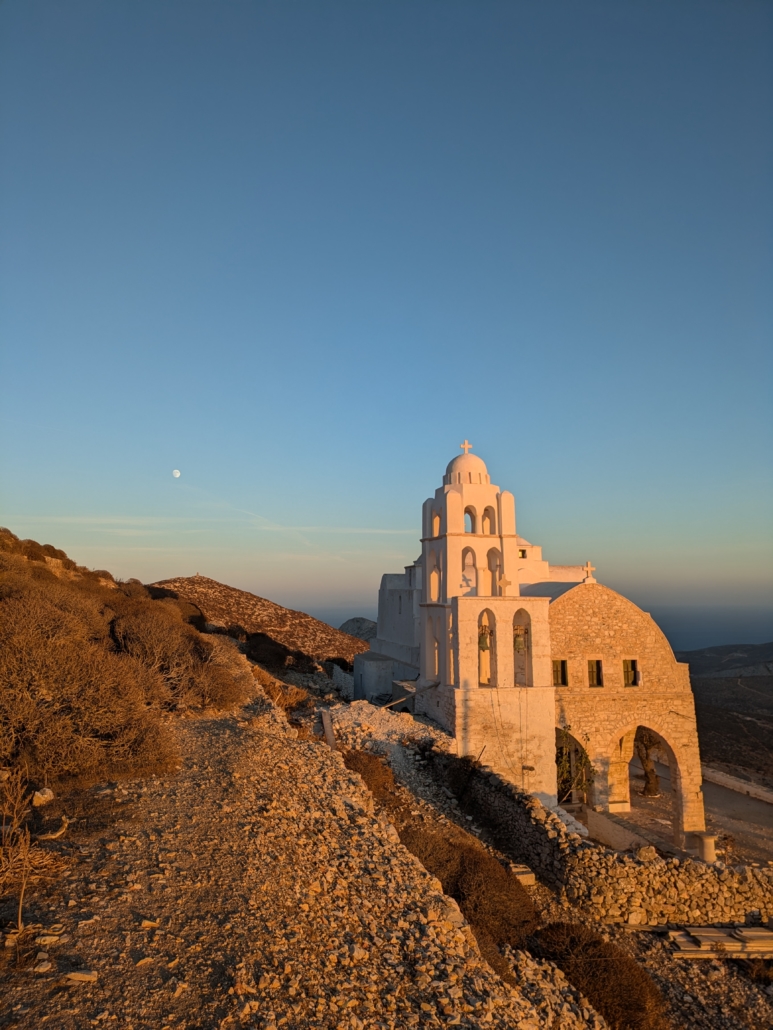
(415, 442), (558, 804)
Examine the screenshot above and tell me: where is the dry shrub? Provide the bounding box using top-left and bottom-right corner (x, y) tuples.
(343, 750), (537, 983)
(530, 922), (670, 1030)
(743, 958), (773, 987)
(1, 770), (62, 929)
(0, 544), (247, 784)
(343, 750), (400, 808)
(399, 823), (537, 980)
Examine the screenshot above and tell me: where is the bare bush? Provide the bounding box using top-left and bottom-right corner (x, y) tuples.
(530, 922), (670, 1030)
(0, 540), (247, 784)
(0, 770), (59, 929)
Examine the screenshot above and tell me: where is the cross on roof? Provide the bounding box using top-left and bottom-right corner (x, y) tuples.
(460, 439), (472, 454)
(498, 574), (511, 596)
(583, 561), (596, 582)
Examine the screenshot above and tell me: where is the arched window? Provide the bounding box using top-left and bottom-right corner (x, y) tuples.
(428, 551), (441, 602)
(447, 624), (455, 686)
(513, 609), (533, 687)
(432, 511), (441, 537)
(461, 548), (477, 595)
(482, 507), (496, 534)
(464, 507), (477, 533)
(478, 610), (496, 686)
(487, 548), (502, 596)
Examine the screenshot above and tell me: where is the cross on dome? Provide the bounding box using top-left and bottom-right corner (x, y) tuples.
(583, 561), (596, 583)
(460, 440), (473, 454)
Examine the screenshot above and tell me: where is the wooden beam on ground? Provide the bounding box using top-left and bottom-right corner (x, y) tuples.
(320, 709), (336, 749)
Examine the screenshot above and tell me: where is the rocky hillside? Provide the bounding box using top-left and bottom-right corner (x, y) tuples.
(152, 576), (369, 671)
(677, 642), (773, 787)
(339, 617), (377, 642)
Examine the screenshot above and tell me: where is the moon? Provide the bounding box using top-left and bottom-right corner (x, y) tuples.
(172, 469), (181, 478)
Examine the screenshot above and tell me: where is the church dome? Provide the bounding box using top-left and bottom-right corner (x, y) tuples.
(444, 450), (490, 485)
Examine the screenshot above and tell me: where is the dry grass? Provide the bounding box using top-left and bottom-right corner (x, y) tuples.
(250, 665), (312, 714)
(0, 540), (249, 785)
(342, 749), (537, 984)
(1, 771), (64, 930)
(530, 922), (670, 1030)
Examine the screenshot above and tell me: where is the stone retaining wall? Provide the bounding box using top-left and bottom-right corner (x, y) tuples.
(435, 755), (773, 926)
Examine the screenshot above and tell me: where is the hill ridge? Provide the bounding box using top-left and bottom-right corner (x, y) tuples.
(152, 574), (369, 668)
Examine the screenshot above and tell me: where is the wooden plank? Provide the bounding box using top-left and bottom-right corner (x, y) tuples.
(320, 709), (336, 749)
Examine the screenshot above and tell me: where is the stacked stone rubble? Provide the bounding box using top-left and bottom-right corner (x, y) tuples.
(445, 760), (773, 926)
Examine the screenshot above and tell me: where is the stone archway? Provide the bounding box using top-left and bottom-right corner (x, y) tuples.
(604, 722), (705, 848)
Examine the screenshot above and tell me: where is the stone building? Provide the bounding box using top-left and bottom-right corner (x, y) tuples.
(355, 443), (706, 847)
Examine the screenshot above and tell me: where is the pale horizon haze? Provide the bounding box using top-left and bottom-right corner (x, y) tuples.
(1, 1), (772, 649)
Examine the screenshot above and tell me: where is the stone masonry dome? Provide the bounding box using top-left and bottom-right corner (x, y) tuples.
(444, 445), (491, 485)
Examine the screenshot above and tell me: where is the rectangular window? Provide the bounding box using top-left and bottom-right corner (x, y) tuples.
(552, 659), (568, 686)
(519, 549), (527, 559)
(623, 659), (639, 686)
(588, 659), (603, 687)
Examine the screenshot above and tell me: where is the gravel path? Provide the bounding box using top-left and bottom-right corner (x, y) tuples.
(1, 682), (569, 1030)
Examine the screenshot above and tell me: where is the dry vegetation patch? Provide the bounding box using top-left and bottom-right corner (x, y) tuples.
(530, 922), (670, 1030)
(0, 534), (249, 786)
(342, 749), (537, 984)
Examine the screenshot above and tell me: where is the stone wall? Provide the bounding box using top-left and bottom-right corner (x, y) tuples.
(549, 583), (705, 845)
(435, 755), (773, 926)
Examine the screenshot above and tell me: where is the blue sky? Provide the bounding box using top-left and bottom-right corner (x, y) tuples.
(1, 0), (771, 648)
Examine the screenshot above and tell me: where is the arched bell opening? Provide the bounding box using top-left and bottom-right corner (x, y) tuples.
(486, 548), (502, 596)
(478, 609), (496, 687)
(482, 506), (496, 534)
(513, 609), (533, 686)
(424, 617), (439, 681)
(428, 551), (441, 603)
(461, 548), (477, 596)
(464, 507), (477, 534)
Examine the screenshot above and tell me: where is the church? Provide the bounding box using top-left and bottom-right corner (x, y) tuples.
(353, 443), (706, 848)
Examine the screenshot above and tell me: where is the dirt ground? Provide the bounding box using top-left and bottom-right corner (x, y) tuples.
(0, 681), (564, 1030)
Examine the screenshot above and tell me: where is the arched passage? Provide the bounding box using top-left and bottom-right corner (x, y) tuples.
(605, 723), (704, 848)
(478, 609), (495, 686)
(513, 608), (532, 686)
(555, 727), (594, 806)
